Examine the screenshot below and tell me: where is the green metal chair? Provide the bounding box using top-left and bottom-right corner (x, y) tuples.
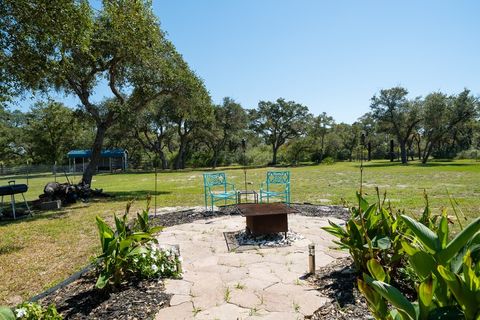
(259, 171), (290, 204)
(203, 172), (237, 212)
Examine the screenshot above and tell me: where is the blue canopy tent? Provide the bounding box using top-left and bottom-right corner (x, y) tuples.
(67, 149), (128, 173)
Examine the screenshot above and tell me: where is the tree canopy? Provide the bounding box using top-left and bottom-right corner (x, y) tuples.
(250, 98), (310, 165)
(1, 0), (207, 184)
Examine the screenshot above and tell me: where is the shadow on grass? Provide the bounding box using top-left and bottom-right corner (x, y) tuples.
(104, 190), (171, 201)
(0, 172), (68, 181)
(0, 243), (24, 255)
(0, 209), (69, 226)
(360, 161), (474, 168)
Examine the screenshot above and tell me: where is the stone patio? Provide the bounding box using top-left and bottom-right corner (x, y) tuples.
(154, 212), (347, 320)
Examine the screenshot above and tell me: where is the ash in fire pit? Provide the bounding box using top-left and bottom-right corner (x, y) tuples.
(224, 229), (304, 252)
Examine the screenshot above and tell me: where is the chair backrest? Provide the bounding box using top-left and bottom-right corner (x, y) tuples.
(203, 172), (227, 188)
(266, 171), (290, 186)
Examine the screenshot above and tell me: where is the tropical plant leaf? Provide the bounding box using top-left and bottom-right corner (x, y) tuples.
(356, 192), (369, 213)
(419, 276), (436, 308)
(0, 307), (15, 320)
(366, 276), (417, 320)
(129, 232), (153, 242)
(322, 220), (347, 238)
(149, 226), (164, 234)
(401, 215), (440, 254)
(367, 259), (388, 282)
(437, 214), (448, 249)
(370, 235), (391, 250)
(347, 220), (364, 248)
(95, 272), (109, 289)
(407, 250), (437, 280)
(438, 217), (480, 264)
(358, 278), (388, 318)
(437, 265), (477, 318)
(96, 216), (114, 252)
(126, 245), (148, 258)
(364, 203), (379, 230)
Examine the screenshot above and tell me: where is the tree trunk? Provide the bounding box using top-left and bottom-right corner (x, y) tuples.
(158, 150), (168, 169)
(390, 140), (395, 162)
(81, 123), (108, 186)
(319, 135), (325, 163)
(174, 138), (186, 170)
(272, 145), (278, 165)
(212, 148), (219, 169)
(400, 141), (408, 164)
(416, 139), (422, 160)
(422, 142), (433, 164)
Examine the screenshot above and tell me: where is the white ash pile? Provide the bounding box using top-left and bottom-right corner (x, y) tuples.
(235, 230), (304, 247)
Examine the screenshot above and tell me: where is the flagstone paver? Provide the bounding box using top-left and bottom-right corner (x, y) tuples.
(154, 213), (347, 320)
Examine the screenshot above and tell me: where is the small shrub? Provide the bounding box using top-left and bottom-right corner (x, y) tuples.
(244, 145), (272, 166)
(129, 244), (181, 279)
(321, 156), (335, 165)
(13, 302), (62, 320)
(95, 201), (181, 289)
(456, 148), (479, 160)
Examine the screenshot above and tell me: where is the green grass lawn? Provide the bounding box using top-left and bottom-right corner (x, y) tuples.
(0, 159), (479, 304)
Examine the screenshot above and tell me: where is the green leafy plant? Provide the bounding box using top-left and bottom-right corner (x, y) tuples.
(13, 302), (62, 320)
(362, 211), (480, 319)
(95, 201), (179, 289)
(0, 306), (15, 320)
(129, 244), (181, 279)
(323, 189), (404, 274)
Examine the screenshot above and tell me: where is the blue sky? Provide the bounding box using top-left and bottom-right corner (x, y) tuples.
(16, 0), (480, 124)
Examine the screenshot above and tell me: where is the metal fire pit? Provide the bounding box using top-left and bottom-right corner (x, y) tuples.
(236, 203), (296, 236)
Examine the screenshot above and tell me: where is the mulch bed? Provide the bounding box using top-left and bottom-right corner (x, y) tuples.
(307, 257), (370, 320)
(148, 203), (349, 228)
(39, 271), (170, 320)
(35, 203), (363, 320)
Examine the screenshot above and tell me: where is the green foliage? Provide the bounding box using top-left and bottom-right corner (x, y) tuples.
(370, 86), (422, 164)
(24, 101), (92, 165)
(321, 156), (335, 165)
(323, 190), (403, 274)
(308, 112), (334, 163)
(250, 98), (310, 165)
(13, 302), (62, 320)
(456, 148), (480, 160)
(352, 197), (480, 319)
(95, 202), (179, 289)
(0, 306), (15, 320)
(128, 244), (180, 279)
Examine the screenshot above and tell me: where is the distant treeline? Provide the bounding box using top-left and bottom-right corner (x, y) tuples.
(1, 87), (478, 169)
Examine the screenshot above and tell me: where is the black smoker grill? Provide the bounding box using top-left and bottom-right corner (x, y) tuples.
(0, 180), (31, 219)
